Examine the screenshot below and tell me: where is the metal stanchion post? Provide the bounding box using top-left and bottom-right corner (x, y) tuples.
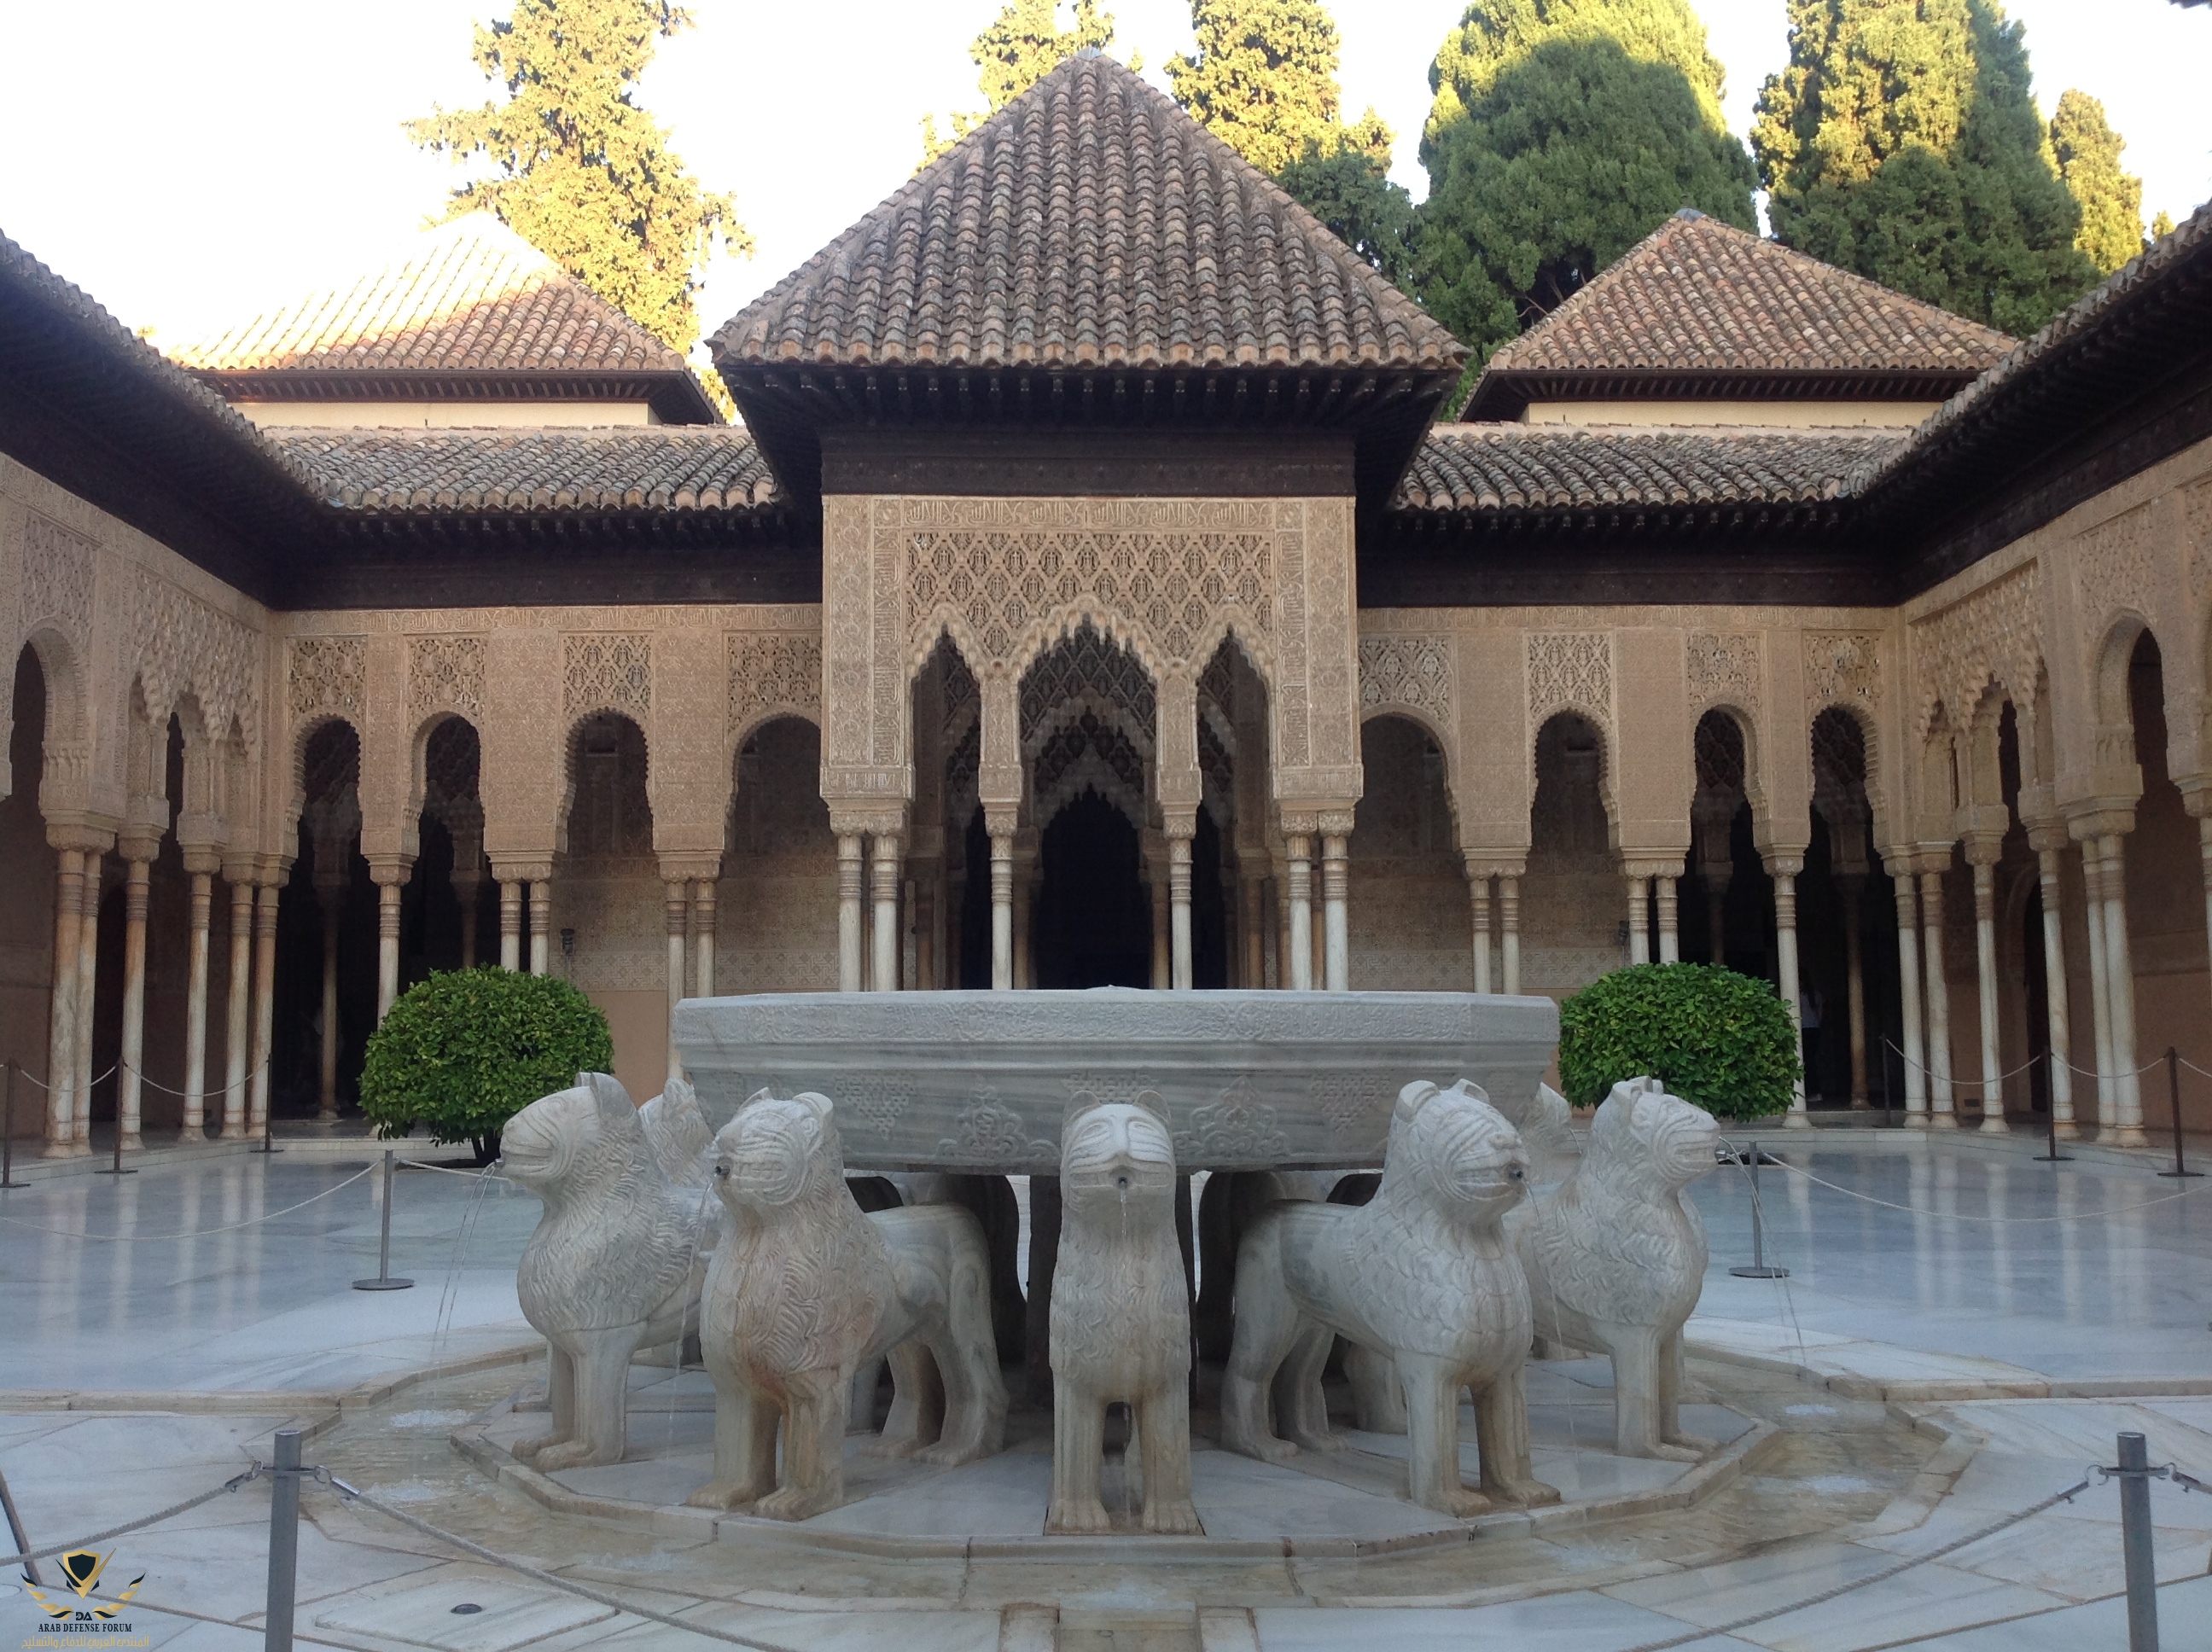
(0, 1460), (41, 1585)
(1729, 1140), (1789, 1279)
(1, 1062), (18, 1190)
(96, 1074), (137, 1176)
(2035, 1051), (2073, 1163)
(2111, 1431), (2161, 1652)
(265, 1428), (303, 1652)
(2159, 1048), (2199, 1179)
(352, 1150), (414, 1291)
(253, 1073), (280, 1155)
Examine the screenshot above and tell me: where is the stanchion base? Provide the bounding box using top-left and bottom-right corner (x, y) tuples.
(94, 1166), (138, 1175)
(2157, 1169), (2203, 1178)
(2033, 1153), (2075, 1162)
(1729, 1265), (1790, 1278)
(352, 1277), (414, 1291)
(253, 1144), (282, 1155)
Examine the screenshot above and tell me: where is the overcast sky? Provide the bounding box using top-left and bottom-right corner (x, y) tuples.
(1, 0), (2203, 357)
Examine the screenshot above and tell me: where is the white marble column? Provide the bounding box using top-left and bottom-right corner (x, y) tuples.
(1284, 834), (1314, 991)
(2098, 833), (2148, 1144)
(71, 850), (100, 1149)
(498, 879), (522, 971)
(1272, 872), (1290, 991)
(664, 877), (690, 1081)
(835, 833), (864, 992)
(1499, 874), (1522, 995)
(1918, 868), (1956, 1124)
(692, 878), (717, 998)
(1625, 874), (1650, 965)
(2081, 842), (2117, 1138)
(1320, 829), (1349, 992)
(371, 864), (407, 1021)
(1465, 863), (1493, 994)
(249, 879), (278, 1137)
(180, 851), (216, 1140)
(1167, 823), (1195, 991)
(1890, 870), (1928, 1125)
(116, 843), (154, 1153)
(1655, 875), (1680, 963)
(2029, 823), (2075, 1137)
(43, 847), (84, 1157)
(528, 878), (552, 976)
(222, 873), (253, 1139)
(987, 816), (1014, 992)
(1965, 841), (2005, 1133)
(1770, 854), (1807, 1126)
(870, 832), (902, 992)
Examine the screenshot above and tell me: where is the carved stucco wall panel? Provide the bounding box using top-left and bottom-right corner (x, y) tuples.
(1915, 562), (2045, 740)
(407, 635), (487, 725)
(1685, 631), (1761, 717)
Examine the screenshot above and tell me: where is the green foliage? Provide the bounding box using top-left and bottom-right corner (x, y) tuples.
(1417, 2), (1757, 364)
(2152, 209), (2178, 246)
(2049, 90), (2143, 276)
(1165, 0), (1388, 177)
(922, 0), (1124, 166)
(360, 969), (614, 1155)
(1751, 0), (2098, 335)
(1277, 139), (1418, 287)
(1557, 963), (1801, 1122)
(407, 0), (750, 362)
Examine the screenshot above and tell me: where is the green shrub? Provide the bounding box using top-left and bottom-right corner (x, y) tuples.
(1557, 962), (1800, 1122)
(360, 969), (613, 1161)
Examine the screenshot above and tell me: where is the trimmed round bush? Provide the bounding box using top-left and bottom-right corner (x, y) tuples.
(1557, 962), (1800, 1122)
(360, 969), (613, 1161)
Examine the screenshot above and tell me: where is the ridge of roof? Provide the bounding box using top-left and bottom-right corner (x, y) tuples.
(1400, 423), (1896, 513)
(711, 54), (1463, 375)
(177, 214), (715, 422)
(1464, 213), (2013, 418)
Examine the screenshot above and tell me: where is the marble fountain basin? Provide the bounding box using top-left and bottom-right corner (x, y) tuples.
(672, 987), (1559, 1173)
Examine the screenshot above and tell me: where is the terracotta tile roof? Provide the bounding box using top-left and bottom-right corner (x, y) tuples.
(272, 427), (778, 513)
(712, 54), (1461, 374)
(1398, 424), (1900, 512)
(1476, 212), (2013, 390)
(176, 215), (715, 420)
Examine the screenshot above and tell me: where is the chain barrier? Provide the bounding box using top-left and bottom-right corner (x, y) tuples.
(0, 1164), (375, 1242)
(11, 1062), (119, 1094)
(114, 1059), (264, 1100)
(1758, 1154), (2212, 1223)
(0, 1468), (260, 1568)
(1881, 1038), (2166, 1085)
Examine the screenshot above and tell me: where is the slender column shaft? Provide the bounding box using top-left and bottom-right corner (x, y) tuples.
(72, 852), (99, 1147)
(1626, 875), (1650, 965)
(1842, 882), (1869, 1105)
(693, 879), (717, 998)
(375, 881), (403, 1021)
(1468, 868), (1493, 994)
(1149, 870), (1170, 989)
(1273, 876), (1290, 992)
(117, 858), (150, 1151)
(1894, 877), (1927, 1123)
(1775, 869), (1807, 1126)
(2100, 834), (2147, 1143)
(498, 881), (522, 971)
(249, 881), (278, 1136)
(1013, 861), (1033, 989)
(1285, 835), (1313, 992)
(1499, 875), (1522, 995)
(455, 869), (480, 971)
(1321, 833), (1349, 992)
(2082, 845), (2116, 1137)
(1656, 875), (1680, 963)
(223, 878), (253, 1139)
(2035, 845), (2075, 1136)
(836, 835), (864, 992)
(988, 829), (1014, 992)
(182, 868), (212, 1139)
(1919, 870), (1954, 1123)
(1241, 874), (1265, 990)
(664, 880), (690, 1082)
(317, 890), (342, 1119)
(1971, 859), (2005, 1132)
(1706, 875), (1729, 967)
(870, 833), (902, 992)
(527, 881), (551, 976)
(1169, 833), (1194, 991)
(912, 878), (934, 992)
(43, 849), (84, 1156)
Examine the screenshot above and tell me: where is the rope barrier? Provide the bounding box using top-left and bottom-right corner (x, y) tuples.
(1764, 1155), (2212, 1223)
(0, 1165), (374, 1242)
(399, 1158), (518, 1186)
(11, 1062), (119, 1094)
(1877, 1040), (2049, 1085)
(115, 1060), (264, 1099)
(0, 1469), (259, 1568)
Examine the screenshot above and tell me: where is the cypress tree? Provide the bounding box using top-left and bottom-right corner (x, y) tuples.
(1751, 0), (2098, 335)
(922, 0), (1121, 166)
(1165, 0), (1388, 176)
(2049, 90), (2145, 276)
(1417, 0), (1758, 364)
(1276, 142), (1418, 286)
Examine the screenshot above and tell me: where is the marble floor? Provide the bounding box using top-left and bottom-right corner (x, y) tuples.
(3, 1131), (2210, 1649)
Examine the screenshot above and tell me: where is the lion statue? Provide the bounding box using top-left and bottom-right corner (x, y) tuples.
(638, 1076), (717, 1188)
(1222, 1079), (1559, 1518)
(1048, 1094), (1199, 1535)
(1513, 1076), (1719, 1461)
(501, 1072), (719, 1470)
(686, 1090), (1006, 1521)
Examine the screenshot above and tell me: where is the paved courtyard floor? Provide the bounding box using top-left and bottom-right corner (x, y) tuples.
(0, 1126), (2208, 1649)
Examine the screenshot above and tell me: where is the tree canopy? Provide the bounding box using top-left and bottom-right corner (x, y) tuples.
(1165, 0), (1389, 176)
(2049, 90), (2144, 276)
(1417, 0), (1757, 366)
(1751, 0), (2098, 335)
(922, 0), (1121, 166)
(1277, 142), (1417, 287)
(407, 0), (748, 363)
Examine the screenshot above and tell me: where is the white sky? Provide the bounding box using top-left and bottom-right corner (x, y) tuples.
(0, 0), (2203, 357)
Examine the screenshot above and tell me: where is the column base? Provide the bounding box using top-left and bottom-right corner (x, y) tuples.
(2053, 1120), (2080, 1140)
(1903, 1113), (1931, 1130)
(1930, 1111), (1959, 1128)
(119, 1132), (142, 1153)
(1976, 1114), (2010, 1135)
(1783, 1111), (1811, 1130)
(1848, 1096), (1871, 1109)
(41, 1139), (86, 1159)
(218, 1126), (247, 1142)
(2116, 1126), (2151, 1148)
(317, 1107), (338, 1122)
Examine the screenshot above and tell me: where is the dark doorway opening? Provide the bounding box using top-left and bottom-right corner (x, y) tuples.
(1034, 794), (1149, 989)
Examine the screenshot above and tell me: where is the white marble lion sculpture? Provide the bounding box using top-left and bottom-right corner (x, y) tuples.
(1047, 1095), (1199, 1535)
(502, 1072), (720, 1470)
(687, 1090), (1006, 1521)
(1222, 1079), (1560, 1518)
(1514, 1075), (1720, 1461)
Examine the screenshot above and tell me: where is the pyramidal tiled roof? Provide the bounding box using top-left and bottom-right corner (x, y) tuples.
(712, 54), (1462, 374)
(1400, 424), (1897, 512)
(177, 215), (714, 418)
(1464, 212), (2014, 416)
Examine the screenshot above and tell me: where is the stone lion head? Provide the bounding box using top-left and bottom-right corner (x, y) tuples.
(1061, 1093), (1177, 1214)
(1591, 1077), (1719, 1191)
(500, 1071), (641, 1194)
(713, 1089), (843, 1213)
(1383, 1079), (1528, 1225)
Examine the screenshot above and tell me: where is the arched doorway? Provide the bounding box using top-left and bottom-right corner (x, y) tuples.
(1033, 792), (1149, 987)
(724, 716), (838, 992)
(0, 646), (55, 1131)
(1523, 712), (1619, 993)
(553, 711), (659, 1102)
(1349, 714), (1465, 988)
